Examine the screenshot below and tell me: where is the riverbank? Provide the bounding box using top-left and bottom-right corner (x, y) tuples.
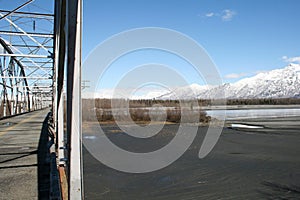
(203, 104), (300, 110)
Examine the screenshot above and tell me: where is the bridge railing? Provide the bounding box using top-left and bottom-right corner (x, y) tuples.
(1, 1), (83, 199)
(53, 0), (83, 199)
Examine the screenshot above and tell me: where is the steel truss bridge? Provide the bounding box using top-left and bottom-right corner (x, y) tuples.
(0, 0), (83, 199)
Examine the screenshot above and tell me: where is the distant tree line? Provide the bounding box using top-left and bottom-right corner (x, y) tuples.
(224, 98), (300, 105)
(82, 98), (300, 110)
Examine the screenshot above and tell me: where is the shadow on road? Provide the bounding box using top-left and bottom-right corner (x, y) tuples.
(37, 113), (51, 199)
(0, 150), (37, 165)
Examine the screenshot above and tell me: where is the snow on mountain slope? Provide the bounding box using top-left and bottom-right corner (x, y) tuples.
(157, 64), (300, 99)
(156, 84), (212, 99)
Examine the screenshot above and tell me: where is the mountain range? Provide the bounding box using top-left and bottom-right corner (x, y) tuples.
(156, 63), (300, 99)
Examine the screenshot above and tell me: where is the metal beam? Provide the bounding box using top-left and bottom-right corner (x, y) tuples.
(0, 13), (52, 54)
(2, 39), (53, 76)
(0, 9), (54, 17)
(0, 82), (13, 89)
(20, 60), (52, 64)
(0, 30), (54, 38)
(0, 0), (34, 21)
(0, 76), (50, 79)
(24, 66), (52, 69)
(9, 44), (53, 48)
(0, 53), (50, 58)
(32, 91), (52, 93)
(0, 38), (30, 90)
(15, 85), (51, 88)
(67, 0), (83, 198)
(54, 0), (67, 168)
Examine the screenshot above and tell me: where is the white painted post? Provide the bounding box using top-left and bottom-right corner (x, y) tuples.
(57, 91), (65, 165)
(67, 0), (83, 199)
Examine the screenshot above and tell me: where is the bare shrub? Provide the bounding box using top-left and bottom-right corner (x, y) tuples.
(166, 109), (181, 123)
(130, 109), (150, 121)
(199, 111), (211, 123)
(166, 108), (210, 123)
(97, 109), (114, 122)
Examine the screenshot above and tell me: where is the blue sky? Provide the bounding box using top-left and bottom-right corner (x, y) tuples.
(82, 0), (300, 87)
(1, 0), (300, 94)
(83, 0), (300, 95)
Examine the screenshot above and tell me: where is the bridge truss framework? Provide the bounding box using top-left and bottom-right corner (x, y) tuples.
(0, 0), (83, 199)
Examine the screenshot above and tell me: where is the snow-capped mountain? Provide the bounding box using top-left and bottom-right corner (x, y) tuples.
(157, 63), (300, 99)
(155, 84), (212, 99)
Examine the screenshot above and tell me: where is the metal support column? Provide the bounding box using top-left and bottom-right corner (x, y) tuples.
(66, 0), (83, 199)
(55, 0), (67, 167)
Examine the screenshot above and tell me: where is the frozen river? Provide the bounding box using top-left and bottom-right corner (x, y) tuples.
(207, 108), (300, 120)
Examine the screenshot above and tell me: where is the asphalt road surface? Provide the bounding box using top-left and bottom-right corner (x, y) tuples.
(0, 110), (49, 200)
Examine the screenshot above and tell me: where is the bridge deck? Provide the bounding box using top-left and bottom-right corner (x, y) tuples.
(0, 110), (50, 200)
